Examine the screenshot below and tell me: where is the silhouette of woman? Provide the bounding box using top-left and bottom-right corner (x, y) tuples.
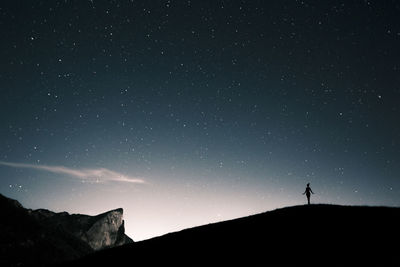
(303, 183), (314, 205)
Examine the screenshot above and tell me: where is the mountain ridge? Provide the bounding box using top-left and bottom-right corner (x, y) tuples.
(0, 193), (133, 266)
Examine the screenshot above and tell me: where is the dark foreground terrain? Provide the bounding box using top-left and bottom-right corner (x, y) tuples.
(0, 194), (132, 267)
(2, 192), (399, 267)
(69, 204), (400, 267)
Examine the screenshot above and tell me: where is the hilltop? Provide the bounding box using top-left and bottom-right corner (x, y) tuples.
(70, 204), (400, 266)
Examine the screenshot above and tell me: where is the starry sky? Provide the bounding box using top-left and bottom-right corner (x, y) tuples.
(1, 0), (400, 241)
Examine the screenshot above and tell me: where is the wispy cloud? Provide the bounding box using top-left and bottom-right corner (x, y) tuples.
(0, 161), (145, 184)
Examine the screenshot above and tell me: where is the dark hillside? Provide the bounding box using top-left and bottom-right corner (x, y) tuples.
(71, 204), (400, 266)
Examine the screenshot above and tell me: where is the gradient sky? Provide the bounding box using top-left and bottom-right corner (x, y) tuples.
(1, 0), (399, 241)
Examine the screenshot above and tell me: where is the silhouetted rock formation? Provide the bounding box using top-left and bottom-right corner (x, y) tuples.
(0, 194), (133, 266)
(71, 204), (400, 267)
(29, 207), (133, 251)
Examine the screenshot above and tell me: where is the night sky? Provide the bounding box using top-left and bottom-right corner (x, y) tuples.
(1, 0), (399, 241)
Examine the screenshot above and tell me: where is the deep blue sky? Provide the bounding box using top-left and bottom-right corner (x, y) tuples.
(1, 0), (399, 240)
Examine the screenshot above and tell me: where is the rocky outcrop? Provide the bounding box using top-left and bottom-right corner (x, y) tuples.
(29, 207), (133, 251)
(0, 194), (133, 266)
(83, 209), (133, 250)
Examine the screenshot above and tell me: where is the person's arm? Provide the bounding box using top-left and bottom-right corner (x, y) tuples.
(311, 189), (314, 194)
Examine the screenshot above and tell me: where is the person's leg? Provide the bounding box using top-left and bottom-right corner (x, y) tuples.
(307, 195), (310, 205)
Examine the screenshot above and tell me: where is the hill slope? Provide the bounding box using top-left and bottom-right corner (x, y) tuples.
(72, 204), (400, 266)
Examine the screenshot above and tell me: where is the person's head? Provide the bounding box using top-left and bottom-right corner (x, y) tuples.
(307, 183), (310, 187)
